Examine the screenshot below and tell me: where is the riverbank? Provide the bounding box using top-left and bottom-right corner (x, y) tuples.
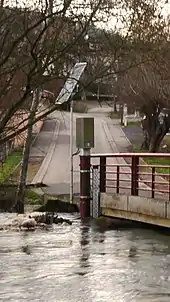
(0, 117), (56, 211)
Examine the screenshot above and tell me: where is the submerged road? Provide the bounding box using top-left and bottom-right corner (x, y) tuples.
(33, 102), (164, 199)
(41, 103), (116, 196)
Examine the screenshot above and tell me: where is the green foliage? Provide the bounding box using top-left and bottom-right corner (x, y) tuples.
(25, 189), (44, 205)
(125, 121), (141, 126)
(144, 157), (170, 174)
(132, 147), (170, 174)
(0, 151), (22, 183)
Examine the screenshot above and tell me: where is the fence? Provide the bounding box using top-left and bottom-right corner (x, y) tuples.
(90, 153), (170, 202)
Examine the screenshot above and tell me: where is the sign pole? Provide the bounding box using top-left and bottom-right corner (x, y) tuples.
(80, 148), (91, 218)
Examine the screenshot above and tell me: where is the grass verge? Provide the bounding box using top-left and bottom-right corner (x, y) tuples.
(10, 160), (44, 206)
(108, 111), (121, 119)
(143, 157), (170, 174)
(11, 162), (42, 183)
(132, 147), (170, 174)
(125, 120), (141, 126)
(0, 151), (22, 183)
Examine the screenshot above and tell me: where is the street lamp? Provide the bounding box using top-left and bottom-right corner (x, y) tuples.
(69, 83), (79, 204)
(55, 62), (87, 204)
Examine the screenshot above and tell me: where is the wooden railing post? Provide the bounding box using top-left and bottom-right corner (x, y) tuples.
(131, 155), (139, 196)
(151, 167), (155, 199)
(116, 166), (120, 194)
(169, 173), (170, 202)
(100, 156), (106, 193)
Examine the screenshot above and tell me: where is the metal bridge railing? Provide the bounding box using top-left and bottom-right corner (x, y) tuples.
(90, 153), (170, 201)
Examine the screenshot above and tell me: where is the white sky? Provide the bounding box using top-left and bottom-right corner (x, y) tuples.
(3, 0), (170, 32)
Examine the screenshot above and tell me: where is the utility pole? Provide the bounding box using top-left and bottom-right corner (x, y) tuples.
(15, 89), (40, 213)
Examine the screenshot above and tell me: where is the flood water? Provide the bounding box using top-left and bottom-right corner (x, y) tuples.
(0, 213), (170, 301)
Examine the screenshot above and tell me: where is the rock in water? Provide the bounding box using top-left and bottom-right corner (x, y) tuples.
(20, 216), (37, 229)
(7, 212), (72, 231)
(29, 212), (55, 224)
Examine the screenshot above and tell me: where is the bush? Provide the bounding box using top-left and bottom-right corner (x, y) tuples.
(25, 189), (44, 205)
(0, 151), (22, 183)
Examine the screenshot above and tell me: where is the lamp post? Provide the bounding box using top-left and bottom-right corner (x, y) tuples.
(70, 84), (79, 204)
(55, 62), (87, 204)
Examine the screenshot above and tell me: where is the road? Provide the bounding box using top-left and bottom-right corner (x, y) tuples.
(32, 102), (166, 200)
(41, 103), (121, 196)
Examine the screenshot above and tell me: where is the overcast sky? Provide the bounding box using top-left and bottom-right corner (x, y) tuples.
(4, 0), (170, 32)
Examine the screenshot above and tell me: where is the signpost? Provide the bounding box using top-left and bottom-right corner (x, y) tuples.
(76, 117), (94, 218)
(55, 62), (87, 204)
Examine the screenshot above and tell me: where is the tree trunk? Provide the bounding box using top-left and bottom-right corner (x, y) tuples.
(120, 104), (124, 125)
(141, 129), (150, 150)
(127, 105), (134, 115)
(113, 99), (117, 113)
(141, 111), (169, 152)
(48, 0), (53, 14)
(15, 90), (39, 213)
(149, 127), (168, 152)
(141, 107), (158, 151)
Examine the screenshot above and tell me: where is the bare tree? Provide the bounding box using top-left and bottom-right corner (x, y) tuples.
(1, 0), (169, 148)
(109, 0), (170, 152)
(14, 89), (40, 213)
(0, 0), (123, 144)
(118, 57), (170, 152)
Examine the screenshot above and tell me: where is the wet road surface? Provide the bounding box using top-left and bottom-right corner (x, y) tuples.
(1, 213), (170, 301)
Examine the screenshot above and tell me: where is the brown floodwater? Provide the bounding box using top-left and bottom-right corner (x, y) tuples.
(0, 213), (170, 302)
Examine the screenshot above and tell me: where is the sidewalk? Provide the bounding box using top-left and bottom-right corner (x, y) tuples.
(105, 120), (132, 152)
(26, 116), (60, 196)
(103, 120), (147, 195)
(31, 116), (60, 186)
(30, 117), (58, 161)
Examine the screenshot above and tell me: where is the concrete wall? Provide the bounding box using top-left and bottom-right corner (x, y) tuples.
(100, 193), (170, 228)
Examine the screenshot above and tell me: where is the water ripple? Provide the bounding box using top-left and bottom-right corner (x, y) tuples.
(0, 214), (170, 301)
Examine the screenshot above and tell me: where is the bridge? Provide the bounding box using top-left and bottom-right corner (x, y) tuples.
(29, 103), (170, 229)
(80, 152), (170, 228)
